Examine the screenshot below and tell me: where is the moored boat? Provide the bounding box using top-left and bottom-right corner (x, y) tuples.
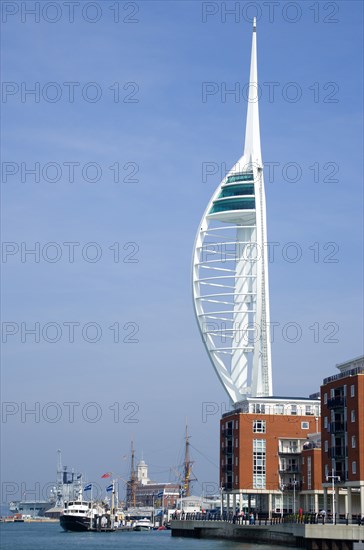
(60, 499), (114, 532)
(133, 517), (153, 531)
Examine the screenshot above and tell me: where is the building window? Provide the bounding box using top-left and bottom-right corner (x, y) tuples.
(253, 439), (266, 489)
(235, 420), (239, 429)
(324, 393), (327, 404)
(301, 421), (309, 430)
(235, 456), (238, 466)
(330, 388), (335, 398)
(324, 440), (328, 452)
(352, 461), (356, 475)
(305, 405), (313, 415)
(352, 436), (356, 448)
(351, 410), (356, 422)
(291, 404), (297, 415)
(324, 417), (328, 429)
(235, 475), (238, 484)
(350, 385), (355, 397)
(276, 404), (284, 415)
(253, 420), (266, 433)
(236, 439), (238, 448)
(252, 403), (265, 414)
(325, 464), (329, 478)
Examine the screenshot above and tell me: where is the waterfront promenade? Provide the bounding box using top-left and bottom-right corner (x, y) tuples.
(171, 514), (364, 549)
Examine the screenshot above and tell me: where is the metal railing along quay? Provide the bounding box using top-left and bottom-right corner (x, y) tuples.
(172, 511), (364, 526)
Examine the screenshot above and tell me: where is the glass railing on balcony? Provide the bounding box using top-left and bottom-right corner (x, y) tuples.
(223, 446), (233, 456)
(330, 421), (347, 433)
(328, 446), (348, 458)
(279, 447), (301, 454)
(327, 396), (346, 408)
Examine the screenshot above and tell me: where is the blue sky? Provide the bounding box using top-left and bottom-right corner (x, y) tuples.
(1, 0), (363, 504)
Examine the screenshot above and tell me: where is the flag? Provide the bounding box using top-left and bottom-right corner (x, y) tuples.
(84, 484), (92, 491)
(156, 491), (164, 498)
(106, 484), (113, 492)
(101, 472), (111, 478)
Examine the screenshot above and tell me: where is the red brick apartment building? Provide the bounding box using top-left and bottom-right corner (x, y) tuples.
(320, 355), (364, 517)
(220, 396), (320, 515)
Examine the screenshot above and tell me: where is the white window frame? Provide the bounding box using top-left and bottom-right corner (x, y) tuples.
(253, 420), (266, 433)
(301, 421), (309, 430)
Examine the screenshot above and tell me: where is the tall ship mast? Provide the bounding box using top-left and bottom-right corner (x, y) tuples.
(192, 19), (273, 404)
(182, 424), (195, 497)
(126, 441), (137, 507)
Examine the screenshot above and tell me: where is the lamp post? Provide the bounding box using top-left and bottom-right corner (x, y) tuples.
(326, 468), (340, 524)
(293, 475), (299, 515)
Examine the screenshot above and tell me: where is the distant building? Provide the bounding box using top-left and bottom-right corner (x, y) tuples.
(133, 459), (179, 508)
(220, 395), (320, 516)
(320, 355), (364, 517)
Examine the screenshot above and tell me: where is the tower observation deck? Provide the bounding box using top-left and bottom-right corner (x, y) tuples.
(192, 19), (272, 404)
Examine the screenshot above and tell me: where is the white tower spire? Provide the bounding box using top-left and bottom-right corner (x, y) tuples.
(192, 20), (273, 404)
(244, 17), (261, 166)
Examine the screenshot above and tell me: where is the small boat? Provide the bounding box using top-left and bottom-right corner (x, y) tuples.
(133, 518), (153, 531)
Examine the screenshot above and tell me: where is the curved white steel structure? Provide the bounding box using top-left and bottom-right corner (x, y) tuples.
(192, 19), (272, 403)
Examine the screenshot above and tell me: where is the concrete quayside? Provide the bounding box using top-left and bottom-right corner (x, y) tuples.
(171, 519), (364, 550)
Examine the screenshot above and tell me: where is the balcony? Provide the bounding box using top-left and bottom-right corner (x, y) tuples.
(328, 446), (348, 458)
(279, 448), (301, 455)
(223, 446), (233, 456)
(222, 464), (233, 473)
(330, 421), (347, 433)
(222, 428), (233, 438)
(279, 467), (300, 473)
(327, 396), (346, 409)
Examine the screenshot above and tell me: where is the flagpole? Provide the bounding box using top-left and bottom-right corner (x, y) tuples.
(90, 484), (93, 530)
(111, 479), (115, 528)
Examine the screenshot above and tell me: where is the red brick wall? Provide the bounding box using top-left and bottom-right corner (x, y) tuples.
(301, 448), (322, 491)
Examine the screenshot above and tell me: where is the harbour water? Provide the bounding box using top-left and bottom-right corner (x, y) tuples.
(0, 522), (299, 550)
